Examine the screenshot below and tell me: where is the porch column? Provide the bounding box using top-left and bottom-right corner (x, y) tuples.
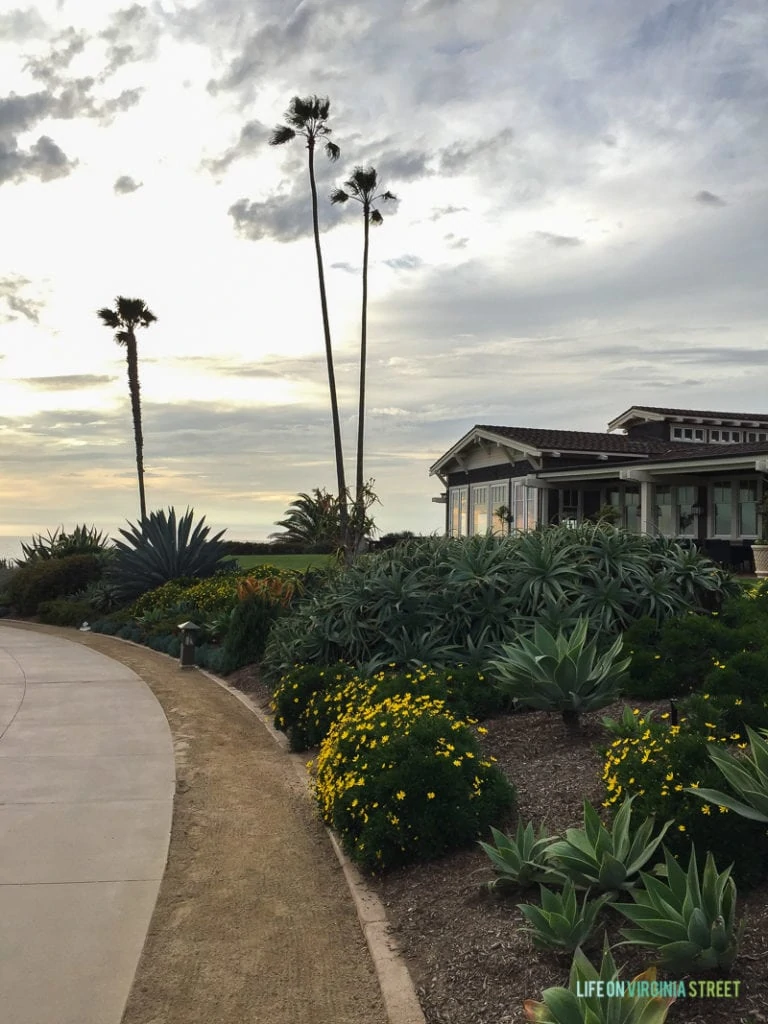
(640, 479), (655, 536)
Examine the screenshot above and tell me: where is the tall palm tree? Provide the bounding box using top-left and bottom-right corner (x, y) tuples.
(269, 96), (350, 551)
(330, 167), (396, 529)
(96, 296), (157, 522)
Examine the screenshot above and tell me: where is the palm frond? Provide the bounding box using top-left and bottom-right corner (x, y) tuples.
(381, 190), (398, 202)
(329, 187), (350, 204)
(269, 124), (296, 146)
(116, 297), (154, 325)
(370, 209), (384, 225)
(115, 330), (132, 346)
(325, 140), (340, 162)
(97, 307), (120, 328)
(350, 165), (377, 195)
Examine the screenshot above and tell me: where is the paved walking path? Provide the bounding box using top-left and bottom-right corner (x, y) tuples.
(0, 625), (175, 1024)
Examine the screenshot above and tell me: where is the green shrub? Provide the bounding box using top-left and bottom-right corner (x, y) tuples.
(262, 527), (737, 683)
(314, 690), (515, 872)
(686, 725), (768, 824)
(603, 716), (768, 886)
(602, 705), (657, 738)
(622, 612), (750, 699)
(219, 595), (281, 674)
(7, 554), (103, 616)
(37, 599), (93, 627)
(681, 690), (768, 739)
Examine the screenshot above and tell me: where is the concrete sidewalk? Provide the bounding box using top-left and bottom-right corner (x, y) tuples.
(0, 624), (175, 1024)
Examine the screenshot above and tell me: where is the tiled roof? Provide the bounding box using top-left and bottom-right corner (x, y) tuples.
(476, 425), (680, 456)
(627, 405), (768, 422)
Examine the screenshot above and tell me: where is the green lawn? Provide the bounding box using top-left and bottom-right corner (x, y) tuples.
(224, 553), (335, 571)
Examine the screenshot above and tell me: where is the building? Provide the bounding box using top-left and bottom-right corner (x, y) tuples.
(429, 406), (768, 568)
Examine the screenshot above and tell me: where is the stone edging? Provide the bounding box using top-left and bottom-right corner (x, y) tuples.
(196, 667), (427, 1024)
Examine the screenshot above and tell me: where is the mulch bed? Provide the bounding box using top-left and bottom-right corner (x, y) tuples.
(231, 665), (768, 1024)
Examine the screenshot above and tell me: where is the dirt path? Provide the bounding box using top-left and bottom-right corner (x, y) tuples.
(8, 624), (387, 1024)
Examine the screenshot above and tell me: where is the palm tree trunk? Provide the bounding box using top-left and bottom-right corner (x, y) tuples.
(356, 206), (369, 505)
(125, 333), (147, 522)
(351, 205), (370, 558)
(307, 140), (349, 555)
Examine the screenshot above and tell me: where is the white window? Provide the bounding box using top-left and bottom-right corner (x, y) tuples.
(683, 428), (693, 439)
(512, 481), (538, 531)
(713, 483), (732, 536)
(760, 433), (767, 441)
(450, 487), (469, 537)
(748, 432), (757, 442)
(672, 427), (683, 439)
(711, 430), (720, 441)
(694, 429), (704, 440)
(677, 485), (697, 536)
(490, 483), (508, 535)
(739, 480), (758, 535)
(471, 485), (489, 535)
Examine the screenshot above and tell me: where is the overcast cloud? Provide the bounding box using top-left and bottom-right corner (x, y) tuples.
(0, 0), (767, 557)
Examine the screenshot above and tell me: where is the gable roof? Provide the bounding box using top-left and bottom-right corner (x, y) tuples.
(608, 405), (768, 431)
(476, 425), (678, 456)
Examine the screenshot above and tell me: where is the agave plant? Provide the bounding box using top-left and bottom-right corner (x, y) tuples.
(479, 822), (560, 891)
(546, 797), (672, 894)
(20, 524), (111, 563)
(686, 725), (768, 822)
(111, 507), (228, 600)
(524, 939), (675, 1024)
(517, 880), (610, 952)
(487, 617), (630, 729)
(615, 846), (742, 971)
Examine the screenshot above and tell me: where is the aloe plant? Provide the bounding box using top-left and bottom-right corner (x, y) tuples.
(615, 846), (742, 971)
(546, 797), (672, 894)
(20, 524), (111, 563)
(524, 939), (676, 1023)
(686, 725), (768, 822)
(517, 880), (610, 952)
(487, 617), (630, 728)
(111, 507), (228, 600)
(479, 822), (559, 890)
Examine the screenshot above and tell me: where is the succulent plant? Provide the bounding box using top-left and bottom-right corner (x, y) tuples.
(615, 846), (742, 971)
(487, 617), (630, 729)
(524, 939), (676, 1023)
(686, 725), (768, 822)
(546, 797), (672, 894)
(111, 507), (228, 600)
(479, 821), (560, 890)
(517, 880), (610, 952)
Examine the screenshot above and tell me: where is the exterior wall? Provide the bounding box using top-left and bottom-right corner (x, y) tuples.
(625, 421), (669, 441)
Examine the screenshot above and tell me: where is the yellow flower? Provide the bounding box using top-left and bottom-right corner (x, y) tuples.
(427, 792), (435, 800)
(665, 772), (674, 781)
(660, 713), (670, 720)
(701, 805), (711, 815)
(395, 790), (406, 801)
(678, 825), (686, 832)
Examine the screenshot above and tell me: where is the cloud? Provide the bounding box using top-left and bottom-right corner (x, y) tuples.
(536, 231), (583, 248)
(100, 4), (162, 74)
(0, 7), (47, 40)
(438, 128), (515, 175)
(113, 174), (143, 194)
(0, 134), (77, 185)
(429, 205), (469, 220)
(15, 375), (116, 390)
(331, 261), (358, 274)
(228, 182), (347, 242)
(0, 276), (44, 323)
(201, 118), (267, 176)
(384, 254), (424, 270)
(694, 189), (726, 207)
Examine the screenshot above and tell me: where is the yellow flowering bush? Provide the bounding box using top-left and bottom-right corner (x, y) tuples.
(603, 716), (768, 886)
(131, 564), (293, 617)
(313, 691), (515, 872)
(273, 663), (505, 751)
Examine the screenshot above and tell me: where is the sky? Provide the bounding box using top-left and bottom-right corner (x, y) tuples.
(1, 0), (767, 560)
